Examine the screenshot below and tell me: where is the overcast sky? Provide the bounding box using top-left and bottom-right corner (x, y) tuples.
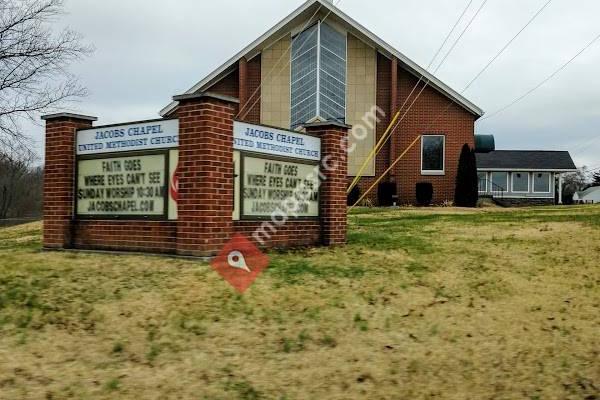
(29, 0), (600, 168)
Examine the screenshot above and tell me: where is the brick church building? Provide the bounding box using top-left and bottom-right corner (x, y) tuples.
(161, 0), (484, 205)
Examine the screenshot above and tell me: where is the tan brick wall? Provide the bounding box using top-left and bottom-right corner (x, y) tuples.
(351, 61), (476, 206)
(259, 32), (378, 178)
(346, 34), (377, 177)
(260, 36), (291, 128)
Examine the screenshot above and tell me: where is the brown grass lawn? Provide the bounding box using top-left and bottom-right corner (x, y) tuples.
(0, 206), (599, 399)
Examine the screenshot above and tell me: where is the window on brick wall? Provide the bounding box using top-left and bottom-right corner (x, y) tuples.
(421, 135), (445, 175)
(290, 21), (346, 129)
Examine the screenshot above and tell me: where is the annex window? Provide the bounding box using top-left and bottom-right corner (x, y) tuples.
(478, 172), (488, 192)
(491, 172), (508, 191)
(291, 21), (346, 128)
(421, 135), (445, 175)
(512, 172), (529, 193)
(533, 172), (551, 193)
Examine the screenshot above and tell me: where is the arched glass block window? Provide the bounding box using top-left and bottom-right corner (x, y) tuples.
(291, 21), (346, 129)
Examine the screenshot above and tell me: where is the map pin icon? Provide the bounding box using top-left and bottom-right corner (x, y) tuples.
(227, 250), (251, 273)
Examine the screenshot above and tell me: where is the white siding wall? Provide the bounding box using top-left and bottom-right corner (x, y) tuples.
(478, 171), (556, 198)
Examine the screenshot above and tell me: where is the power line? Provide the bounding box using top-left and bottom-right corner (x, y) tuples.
(463, 0), (553, 92)
(481, 30), (600, 121)
(429, 0), (475, 72)
(351, 0), (556, 206)
(570, 133), (600, 156)
(431, 0), (485, 75)
(347, 0), (487, 193)
(350, 0), (553, 192)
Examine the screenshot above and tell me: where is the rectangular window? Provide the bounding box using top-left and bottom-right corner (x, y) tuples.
(512, 172), (529, 192)
(291, 24), (318, 128)
(491, 172), (508, 191)
(533, 172), (551, 193)
(318, 22), (346, 123)
(478, 172), (487, 192)
(290, 21), (346, 128)
(421, 135), (445, 175)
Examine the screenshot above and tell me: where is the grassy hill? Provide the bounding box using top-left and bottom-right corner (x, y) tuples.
(0, 206), (599, 399)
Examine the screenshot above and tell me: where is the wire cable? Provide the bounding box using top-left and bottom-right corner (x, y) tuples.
(347, 0), (486, 193)
(350, 0), (555, 203)
(481, 30), (600, 121)
(463, 0), (552, 93)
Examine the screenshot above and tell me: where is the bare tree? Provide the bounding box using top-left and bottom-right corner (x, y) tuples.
(562, 166), (590, 204)
(0, 0), (91, 146)
(591, 170), (600, 187)
(0, 143), (38, 218)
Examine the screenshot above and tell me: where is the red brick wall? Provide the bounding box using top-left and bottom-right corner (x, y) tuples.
(207, 56), (261, 124)
(210, 69), (239, 99)
(73, 221), (177, 253)
(351, 53), (476, 206)
(207, 48), (476, 208)
(43, 117), (94, 249)
(234, 221), (320, 248)
(44, 101), (349, 256)
(174, 95), (236, 257)
(43, 114), (181, 253)
(242, 56), (261, 124)
(233, 122), (348, 249)
(210, 68), (240, 116)
(306, 123), (348, 245)
(395, 69), (475, 204)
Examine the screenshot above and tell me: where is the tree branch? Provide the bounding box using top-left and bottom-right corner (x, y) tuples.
(0, 0), (91, 144)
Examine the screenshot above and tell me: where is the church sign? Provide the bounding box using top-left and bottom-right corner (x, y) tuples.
(234, 122), (322, 219)
(241, 155), (320, 218)
(233, 121), (321, 161)
(41, 103), (347, 257)
(74, 119), (180, 220)
(76, 119), (179, 155)
(76, 153), (169, 218)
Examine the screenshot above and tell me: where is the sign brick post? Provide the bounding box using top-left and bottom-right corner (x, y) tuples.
(41, 113), (97, 249)
(173, 92), (239, 257)
(304, 121), (350, 246)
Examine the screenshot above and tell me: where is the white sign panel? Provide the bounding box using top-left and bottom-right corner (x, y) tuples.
(233, 121), (321, 161)
(77, 154), (167, 217)
(242, 156), (319, 218)
(77, 119), (179, 155)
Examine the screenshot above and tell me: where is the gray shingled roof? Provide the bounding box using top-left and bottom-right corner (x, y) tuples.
(476, 150), (577, 170)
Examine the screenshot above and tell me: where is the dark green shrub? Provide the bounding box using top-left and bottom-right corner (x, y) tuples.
(416, 182), (433, 206)
(377, 182), (396, 206)
(454, 144), (479, 207)
(347, 185), (361, 206)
